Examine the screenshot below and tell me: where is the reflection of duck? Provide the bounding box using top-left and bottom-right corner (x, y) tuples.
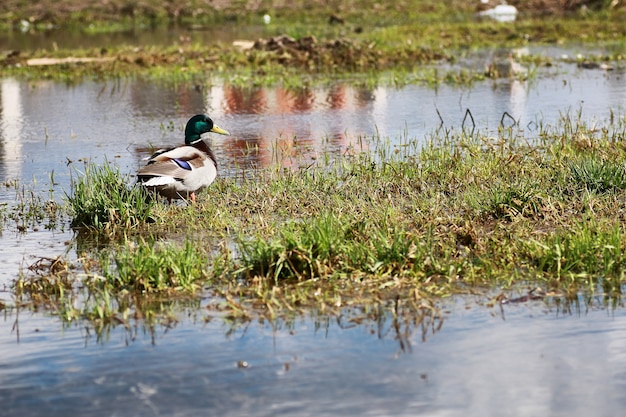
(137, 114), (229, 203)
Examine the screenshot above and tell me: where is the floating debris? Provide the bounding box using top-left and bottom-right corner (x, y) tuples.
(500, 288), (546, 304)
(478, 4), (518, 22)
(26, 57), (114, 66)
(232, 40), (255, 50)
(578, 61), (614, 70)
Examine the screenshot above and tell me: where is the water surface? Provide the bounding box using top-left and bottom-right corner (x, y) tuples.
(1, 296), (625, 416)
(0, 24), (268, 51)
(1, 58), (626, 416)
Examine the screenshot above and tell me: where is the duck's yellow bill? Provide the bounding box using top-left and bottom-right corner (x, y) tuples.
(211, 125), (230, 135)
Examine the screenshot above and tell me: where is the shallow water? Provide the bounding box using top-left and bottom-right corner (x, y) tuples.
(2, 296), (625, 416)
(1, 63), (624, 186)
(0, 24), (268, 51)
(1, 55), (626, 415)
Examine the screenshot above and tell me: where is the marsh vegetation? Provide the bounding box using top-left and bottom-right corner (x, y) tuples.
(2, 0), (626, 85)
(7, 112), (625, 334)
(3, 4), (626, 416)
(2, 0), (626, 333)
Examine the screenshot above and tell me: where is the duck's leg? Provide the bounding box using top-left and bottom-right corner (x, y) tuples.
(190, 192), (196, 203)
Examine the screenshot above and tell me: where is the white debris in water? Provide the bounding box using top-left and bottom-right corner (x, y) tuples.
(233, 40), (255, 50)
(263, 14), (271, 25)
(478, 4), (518, 23)
(19, 19), (30, 32)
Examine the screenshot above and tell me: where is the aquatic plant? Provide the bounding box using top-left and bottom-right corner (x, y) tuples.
(0, 179), (64, 233)
(15, 261), (195, 343)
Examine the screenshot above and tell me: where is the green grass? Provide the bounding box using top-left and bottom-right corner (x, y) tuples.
(65, 160), (156, 230)
(100, 238), (210, 293)
(12, 113), (626, 326)
(569, 156), (626, 193)
(530, 221), (625, 285)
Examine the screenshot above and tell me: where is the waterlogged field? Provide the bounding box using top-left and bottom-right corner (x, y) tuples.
(2, 1), (626, 415)
(12, 106), (626, 313)
(1, 70), (626, 415)
(2, 67), (626, 307)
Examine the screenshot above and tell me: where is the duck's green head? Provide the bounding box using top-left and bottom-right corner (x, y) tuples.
(184, 114), (230, 144)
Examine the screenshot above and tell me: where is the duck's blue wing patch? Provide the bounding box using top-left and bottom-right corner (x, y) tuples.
(173, 158), (192, 170)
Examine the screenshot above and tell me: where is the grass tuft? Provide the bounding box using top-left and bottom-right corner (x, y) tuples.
(66, 161), (155, 230)
(569, 156), (626, 193)
(530, 222), (625, 276)
(100, 239), (210, 293)
(238, 214), (347, 283)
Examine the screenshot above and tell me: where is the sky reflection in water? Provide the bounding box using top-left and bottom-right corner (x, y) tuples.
(1, 65), (625, 188)
(1, 297), (625, 416)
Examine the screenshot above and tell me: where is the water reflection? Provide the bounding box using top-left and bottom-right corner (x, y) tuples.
(130, 79), (205, 118)
(207, 84), (375, 168)
(0, 67), (624, 191)
(1, 296), (625, 416)
(0, 78), (24, 180)
(7, 294), (443, 351)
(488, 78), (528, 127)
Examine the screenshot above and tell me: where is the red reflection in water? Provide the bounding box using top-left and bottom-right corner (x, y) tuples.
(327, 84), (347, 109)
(223, 87), (267, 114)
(292, 88), (315, 112)
(217, 84), (371, 169)
(129, 82), (375, 172)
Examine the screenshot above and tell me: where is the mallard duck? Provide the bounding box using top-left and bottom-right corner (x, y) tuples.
(137, 114), (230, 203)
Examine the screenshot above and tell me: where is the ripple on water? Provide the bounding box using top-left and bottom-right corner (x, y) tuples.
(0, 298), (625, 416)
